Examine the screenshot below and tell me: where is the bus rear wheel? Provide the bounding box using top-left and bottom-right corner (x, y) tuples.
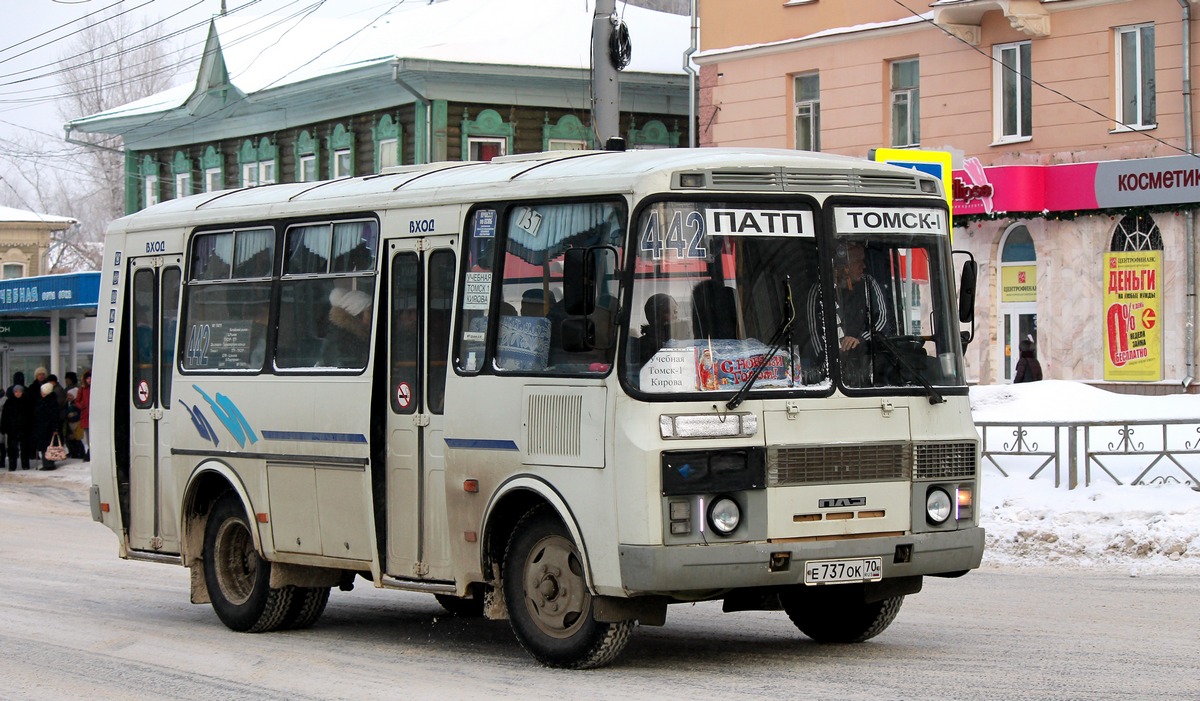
(780, 584), (904, 643)
(502, 509), (633, 669)
(281, 586), (331, 630)
(203, 493), (293, 633)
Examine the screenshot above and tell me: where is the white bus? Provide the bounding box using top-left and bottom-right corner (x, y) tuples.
(90, 147), (983, 669)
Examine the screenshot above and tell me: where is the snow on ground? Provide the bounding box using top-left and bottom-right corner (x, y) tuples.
(972, 380), (1200, 574)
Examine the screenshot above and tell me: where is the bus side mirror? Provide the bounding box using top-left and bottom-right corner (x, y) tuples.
(563, 248), (596, 316)
(957, 257), (977, 325)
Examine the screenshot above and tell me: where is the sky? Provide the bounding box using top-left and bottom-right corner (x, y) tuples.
(972, 380), (1200, 575)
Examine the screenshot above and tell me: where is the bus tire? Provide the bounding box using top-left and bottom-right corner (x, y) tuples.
(502, 509), (633, 669)
(780, 584), (904, 643)
(435, 593), (484, 618)
(281, 586), (331, 630)
(203, 493), (293, 633)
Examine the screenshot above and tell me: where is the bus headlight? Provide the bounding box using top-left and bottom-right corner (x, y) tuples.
(926, 488), (952, 524)
(707, 496), (741, 535)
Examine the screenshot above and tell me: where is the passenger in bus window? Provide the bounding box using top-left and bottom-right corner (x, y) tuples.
(325, 287), (372, 367)
(637, 293), (681, 364)
(806, 243), (890, 385)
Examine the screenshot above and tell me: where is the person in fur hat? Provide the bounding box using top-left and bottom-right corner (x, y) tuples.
(325, 287), (373, 367)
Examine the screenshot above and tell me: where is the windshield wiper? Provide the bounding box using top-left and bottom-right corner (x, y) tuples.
(873, 334), (945, 405)
(727, 277), (795, 411)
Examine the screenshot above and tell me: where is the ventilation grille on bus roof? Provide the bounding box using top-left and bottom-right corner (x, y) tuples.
(678, 168), (927, 194)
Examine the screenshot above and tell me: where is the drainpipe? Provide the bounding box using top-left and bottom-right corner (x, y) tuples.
(683, 0), (698, 148)
(1180, 0), (1196, 391)
(392, 60), (431, 164)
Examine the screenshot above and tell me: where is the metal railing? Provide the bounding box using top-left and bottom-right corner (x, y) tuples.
(977, 419), (1200, 489)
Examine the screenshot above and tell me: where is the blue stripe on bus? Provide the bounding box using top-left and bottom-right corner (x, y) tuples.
(444, 438), (520, 451)
(260, 430), (368, 444)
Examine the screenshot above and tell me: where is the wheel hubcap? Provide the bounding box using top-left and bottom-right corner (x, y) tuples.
(214, 518), (257, 605)
(523, 534), (590, 639)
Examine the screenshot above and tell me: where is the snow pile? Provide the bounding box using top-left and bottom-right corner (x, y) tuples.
(971, 381), (1200, 573)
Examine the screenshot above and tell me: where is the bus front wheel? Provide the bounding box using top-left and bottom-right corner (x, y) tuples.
(502, 509), (633, 669)
(203, 493), (293, 633)
(780, 584), (904, 643)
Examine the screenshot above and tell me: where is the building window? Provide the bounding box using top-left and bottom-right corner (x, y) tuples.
(295, 130), (319, 182)
(333, 149), (353, 177)
(299, 154), (317, 182)
(201, 145), (223, 192)
(1116, 24), (1155, 129)
(144, 175), (159, 207)
(994, 41), (1032, 141)
(794, 72), (820, 151)
(628, 119), (679, 150)
(890, 59), (920, 147)
(2, 263), (24, 279)
(172, 151), (192, 199)
(328, 123), (355, 178)
(374, 114), (402, 171)
(377, 138), (399, 168)
(543, 114), (594, 151)
(461, 108), (514, 161)
(467, 137), (506, 161)
(1110, 213), (1162, 252)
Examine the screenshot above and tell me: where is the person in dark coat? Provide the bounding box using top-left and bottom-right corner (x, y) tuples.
(2, 378), (32, 470)
(1014, 338), (1043, 383)
(34, 383), (61, 470)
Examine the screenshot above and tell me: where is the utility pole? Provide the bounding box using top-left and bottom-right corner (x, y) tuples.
(592, 0), (620, 145)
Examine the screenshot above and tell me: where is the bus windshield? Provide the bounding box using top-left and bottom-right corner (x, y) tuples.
(623, 200), (964, 396)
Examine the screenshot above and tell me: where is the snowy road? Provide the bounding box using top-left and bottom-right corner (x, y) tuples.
(2, 465), (1197, 701)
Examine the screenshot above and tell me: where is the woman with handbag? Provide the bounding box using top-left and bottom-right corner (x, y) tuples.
(34, 383), (63, 470)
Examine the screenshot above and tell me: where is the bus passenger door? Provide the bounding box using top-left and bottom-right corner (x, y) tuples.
(384, 238), (456, 580)
(126, 256), (183, 553)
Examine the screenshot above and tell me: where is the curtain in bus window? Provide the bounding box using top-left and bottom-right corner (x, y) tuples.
(285, 224), (331, 274)
(506, 203), (619, 265)
(191, 233), (233, 281)
(232, 228), (274, 278)
(330, 221), (378, 273)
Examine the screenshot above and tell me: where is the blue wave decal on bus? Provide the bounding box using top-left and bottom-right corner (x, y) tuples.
(179, 400), (219, 447)
(192, 385), (258, 448)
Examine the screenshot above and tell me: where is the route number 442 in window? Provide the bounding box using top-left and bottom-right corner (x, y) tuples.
(640, 210), (706, 260)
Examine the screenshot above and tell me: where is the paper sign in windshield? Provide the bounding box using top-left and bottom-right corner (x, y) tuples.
(706, 209), (814, 237)
(834, 207), (945, 235)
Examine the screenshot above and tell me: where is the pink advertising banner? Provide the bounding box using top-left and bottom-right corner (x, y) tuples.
(952, 155), (1200, 218)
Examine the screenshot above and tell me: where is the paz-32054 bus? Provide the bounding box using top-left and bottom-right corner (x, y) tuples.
(90, 147), (983, 669)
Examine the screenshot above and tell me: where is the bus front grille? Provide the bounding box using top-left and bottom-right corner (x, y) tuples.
(767, 443), (912, 486)
(913, 442), (978, 479)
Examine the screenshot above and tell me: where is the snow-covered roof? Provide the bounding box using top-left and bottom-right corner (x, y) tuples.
(0, 206), (76, 229)
(79, 0), (690, 124)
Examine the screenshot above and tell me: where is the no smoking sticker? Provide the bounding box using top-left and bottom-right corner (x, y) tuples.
(136, 380), (150, 404)
(396, 382), (412, 409)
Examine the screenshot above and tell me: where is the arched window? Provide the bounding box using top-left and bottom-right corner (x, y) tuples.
(1110, 213), (1162, 251)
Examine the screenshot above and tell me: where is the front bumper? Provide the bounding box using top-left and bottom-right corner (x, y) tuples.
(618, 526), (984, 594)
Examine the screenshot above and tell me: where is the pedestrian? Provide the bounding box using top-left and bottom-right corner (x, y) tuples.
(1014, 337), (1043, 383)
(2, 381), (31, 470)
(79, 370), (91, 462)
(65, 388), (85, 459)
(34, 383), (61, 470)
